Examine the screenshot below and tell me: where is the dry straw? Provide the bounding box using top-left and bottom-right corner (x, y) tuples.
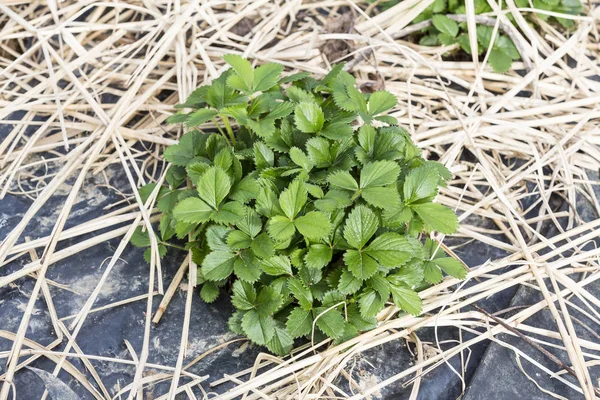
(1, 0), (600, 399)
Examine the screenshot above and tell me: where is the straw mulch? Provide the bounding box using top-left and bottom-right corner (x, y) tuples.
(1, 0), (600, 399)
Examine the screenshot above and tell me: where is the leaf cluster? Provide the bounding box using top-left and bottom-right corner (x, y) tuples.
(132, 56), (465, 355)
(373, 0), (582, 73)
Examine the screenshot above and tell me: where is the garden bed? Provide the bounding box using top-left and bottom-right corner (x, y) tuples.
(1, 0), (600, 399)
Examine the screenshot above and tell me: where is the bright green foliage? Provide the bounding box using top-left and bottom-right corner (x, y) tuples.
(133, 57), (465, 356)
(371, 0), (583, 73)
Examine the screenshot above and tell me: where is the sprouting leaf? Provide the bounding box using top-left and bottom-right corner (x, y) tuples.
(432, 15), (459, 37)
(294, 102), (325, 133)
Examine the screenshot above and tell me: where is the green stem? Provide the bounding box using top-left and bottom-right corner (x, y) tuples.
(211, 117), (228, 142)
(222, 115), (236, 145)
(162, 242), (187, 251)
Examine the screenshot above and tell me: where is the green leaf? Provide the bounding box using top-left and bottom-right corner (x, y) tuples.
(237, 208), (262, 238)
(205, 225), (231, 251)
(173, 197), (212, 224)
(360, 160), (400, 188)
(364, 232), (413, 267)
(230, 176), (260, 204)
(280, 180), (307, 220)
(266, 324), (294, 356)
(200, 282), (220, 303)
(232, 280), (256, 310)
(294, 211), (332, 240)
(314, 190), (351, 212)
(260, 255), (293, 276)
(389, 283), (422, 316)
(197, 167), (231, 209)
(255, 286), (283, 315)
(253, 63), (284, 92)
(234, 250), (262, 282)
(412, 203), (458, 234)
(228, 230), (252, 249)
(304, 244), (333, 270)
(254, 142), (275, 170)
(434, 257), (467, 279)
(338, 269), (363, 294)
(362, 186), (400, 209)
(347, 304), (377, 331)
(224, 54), (254, 92)
(290, 147), (314, 171)
(186, 108), (218, 127)
(367, 91), (397, 116)
(201, 251), (235, 281)
(489, 49), (512, 73)
(314, 307), (346, 339)
(267, 215), (296, 241)
(403, 165), (439, 203)
(294, 102), (325, 133)
(328, 170), (358, 191)
(242, 310), (275, 345)
(286, 307), (313, 338)
(305, 137), (332, 167)
(344, 249), (379, 280)
(343, 205), (379, 249)
(131, 227), (151, 247)
(251, 233), (275, 258)
(288, 277), (313, 310)
(423, 261), (443, 284)
(164, 131), (205, 166)
(432, 15), (459, 37)
(358, 288), (385, 318)
(211, 201), (245, 224)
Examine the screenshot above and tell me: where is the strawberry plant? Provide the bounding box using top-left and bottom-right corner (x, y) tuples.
(132, 56), (465, 355)
(373, 0), (582, 73)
